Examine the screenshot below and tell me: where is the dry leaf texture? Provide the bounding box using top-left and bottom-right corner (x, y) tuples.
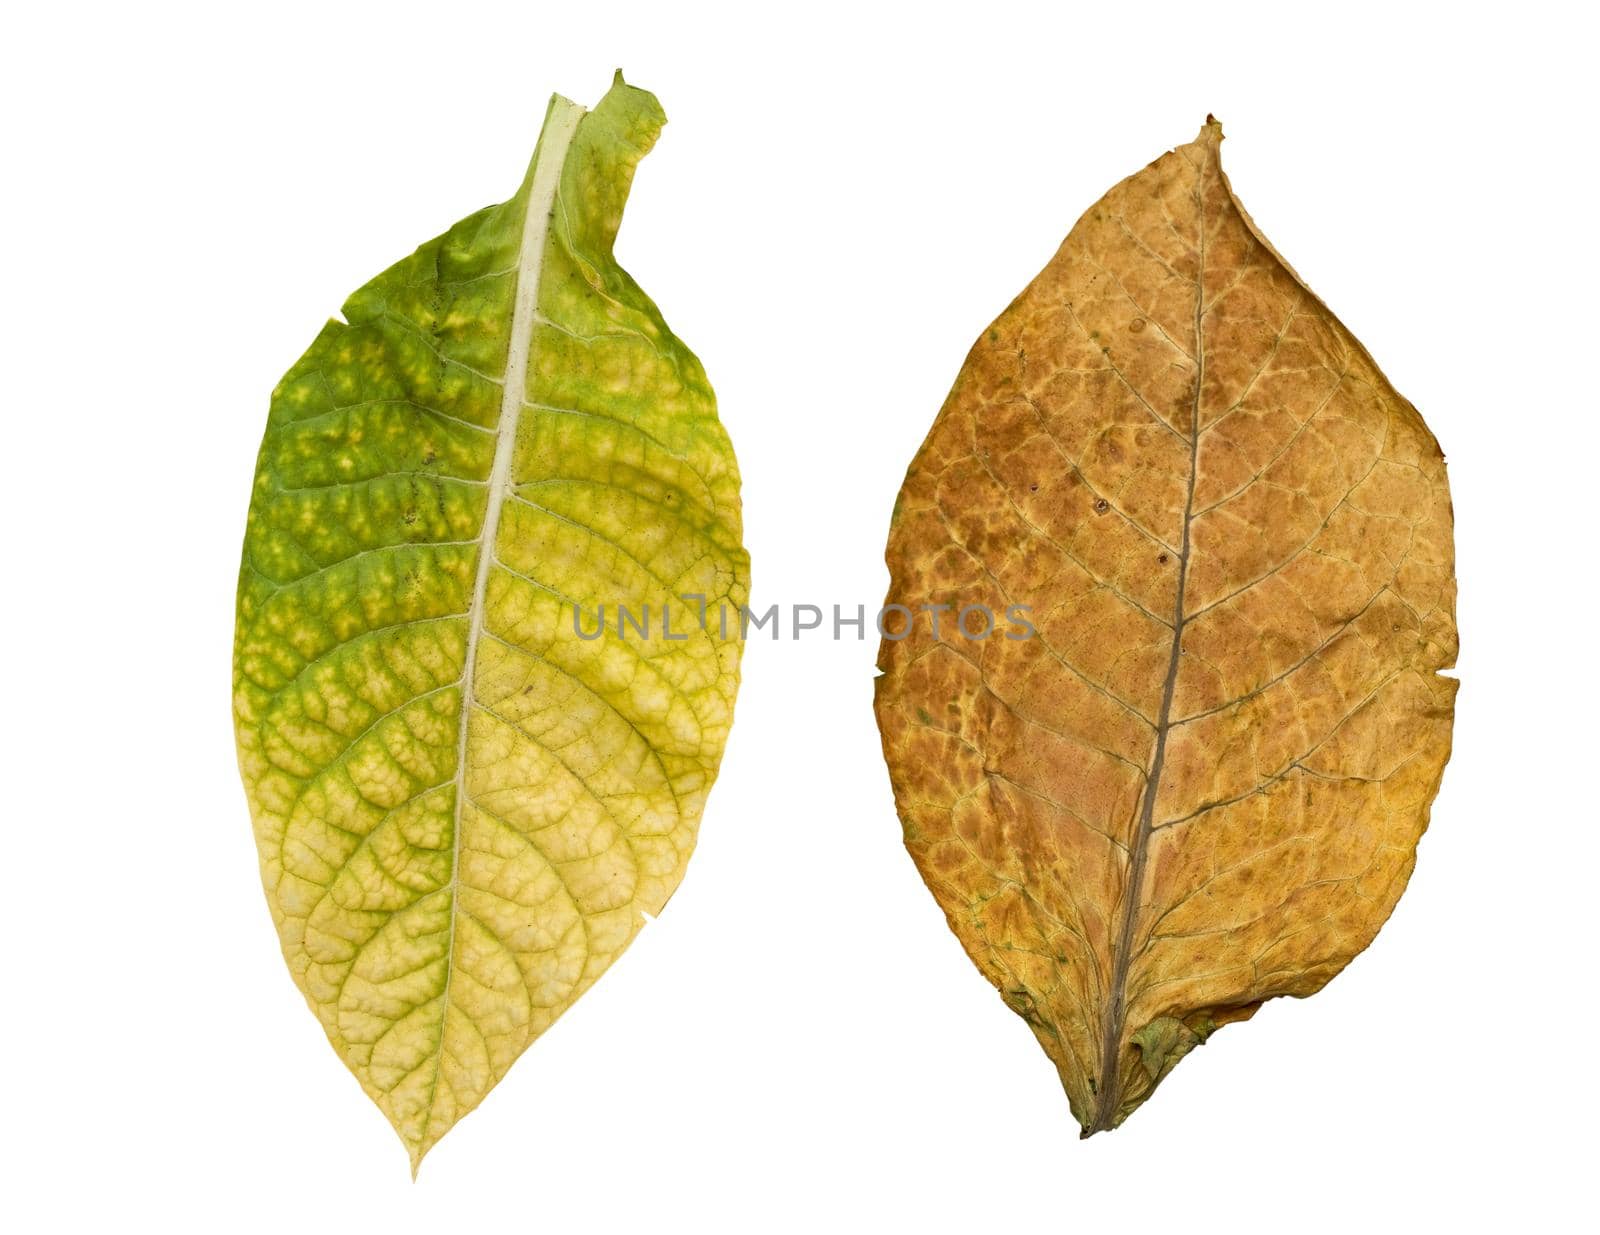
(874, 120), (1456, 1134)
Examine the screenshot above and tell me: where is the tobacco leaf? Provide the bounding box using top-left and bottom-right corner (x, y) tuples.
(233, 76), (747, 1170)
(874, 120), (1455, 1135)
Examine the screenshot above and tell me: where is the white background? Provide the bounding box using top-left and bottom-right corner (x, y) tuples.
(4, 1), (1595, 1230)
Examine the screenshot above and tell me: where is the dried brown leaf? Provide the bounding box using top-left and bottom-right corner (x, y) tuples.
(874, 120), (1456, 1135)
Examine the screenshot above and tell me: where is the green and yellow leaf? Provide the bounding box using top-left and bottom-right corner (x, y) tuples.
(233, 75), (746, 1171)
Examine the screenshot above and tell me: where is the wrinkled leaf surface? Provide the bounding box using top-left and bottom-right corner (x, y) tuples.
(875, 120), (1455, 1134)
(234, 76), (747, 1169)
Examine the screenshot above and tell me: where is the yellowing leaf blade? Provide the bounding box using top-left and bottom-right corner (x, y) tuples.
(874, 120), (1455, 1135)
(233, 77), (747, 1170)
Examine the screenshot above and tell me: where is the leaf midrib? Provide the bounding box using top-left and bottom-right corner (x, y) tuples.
(1089, 144), (1208, 1133)
(418, 96), (587, 1163)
